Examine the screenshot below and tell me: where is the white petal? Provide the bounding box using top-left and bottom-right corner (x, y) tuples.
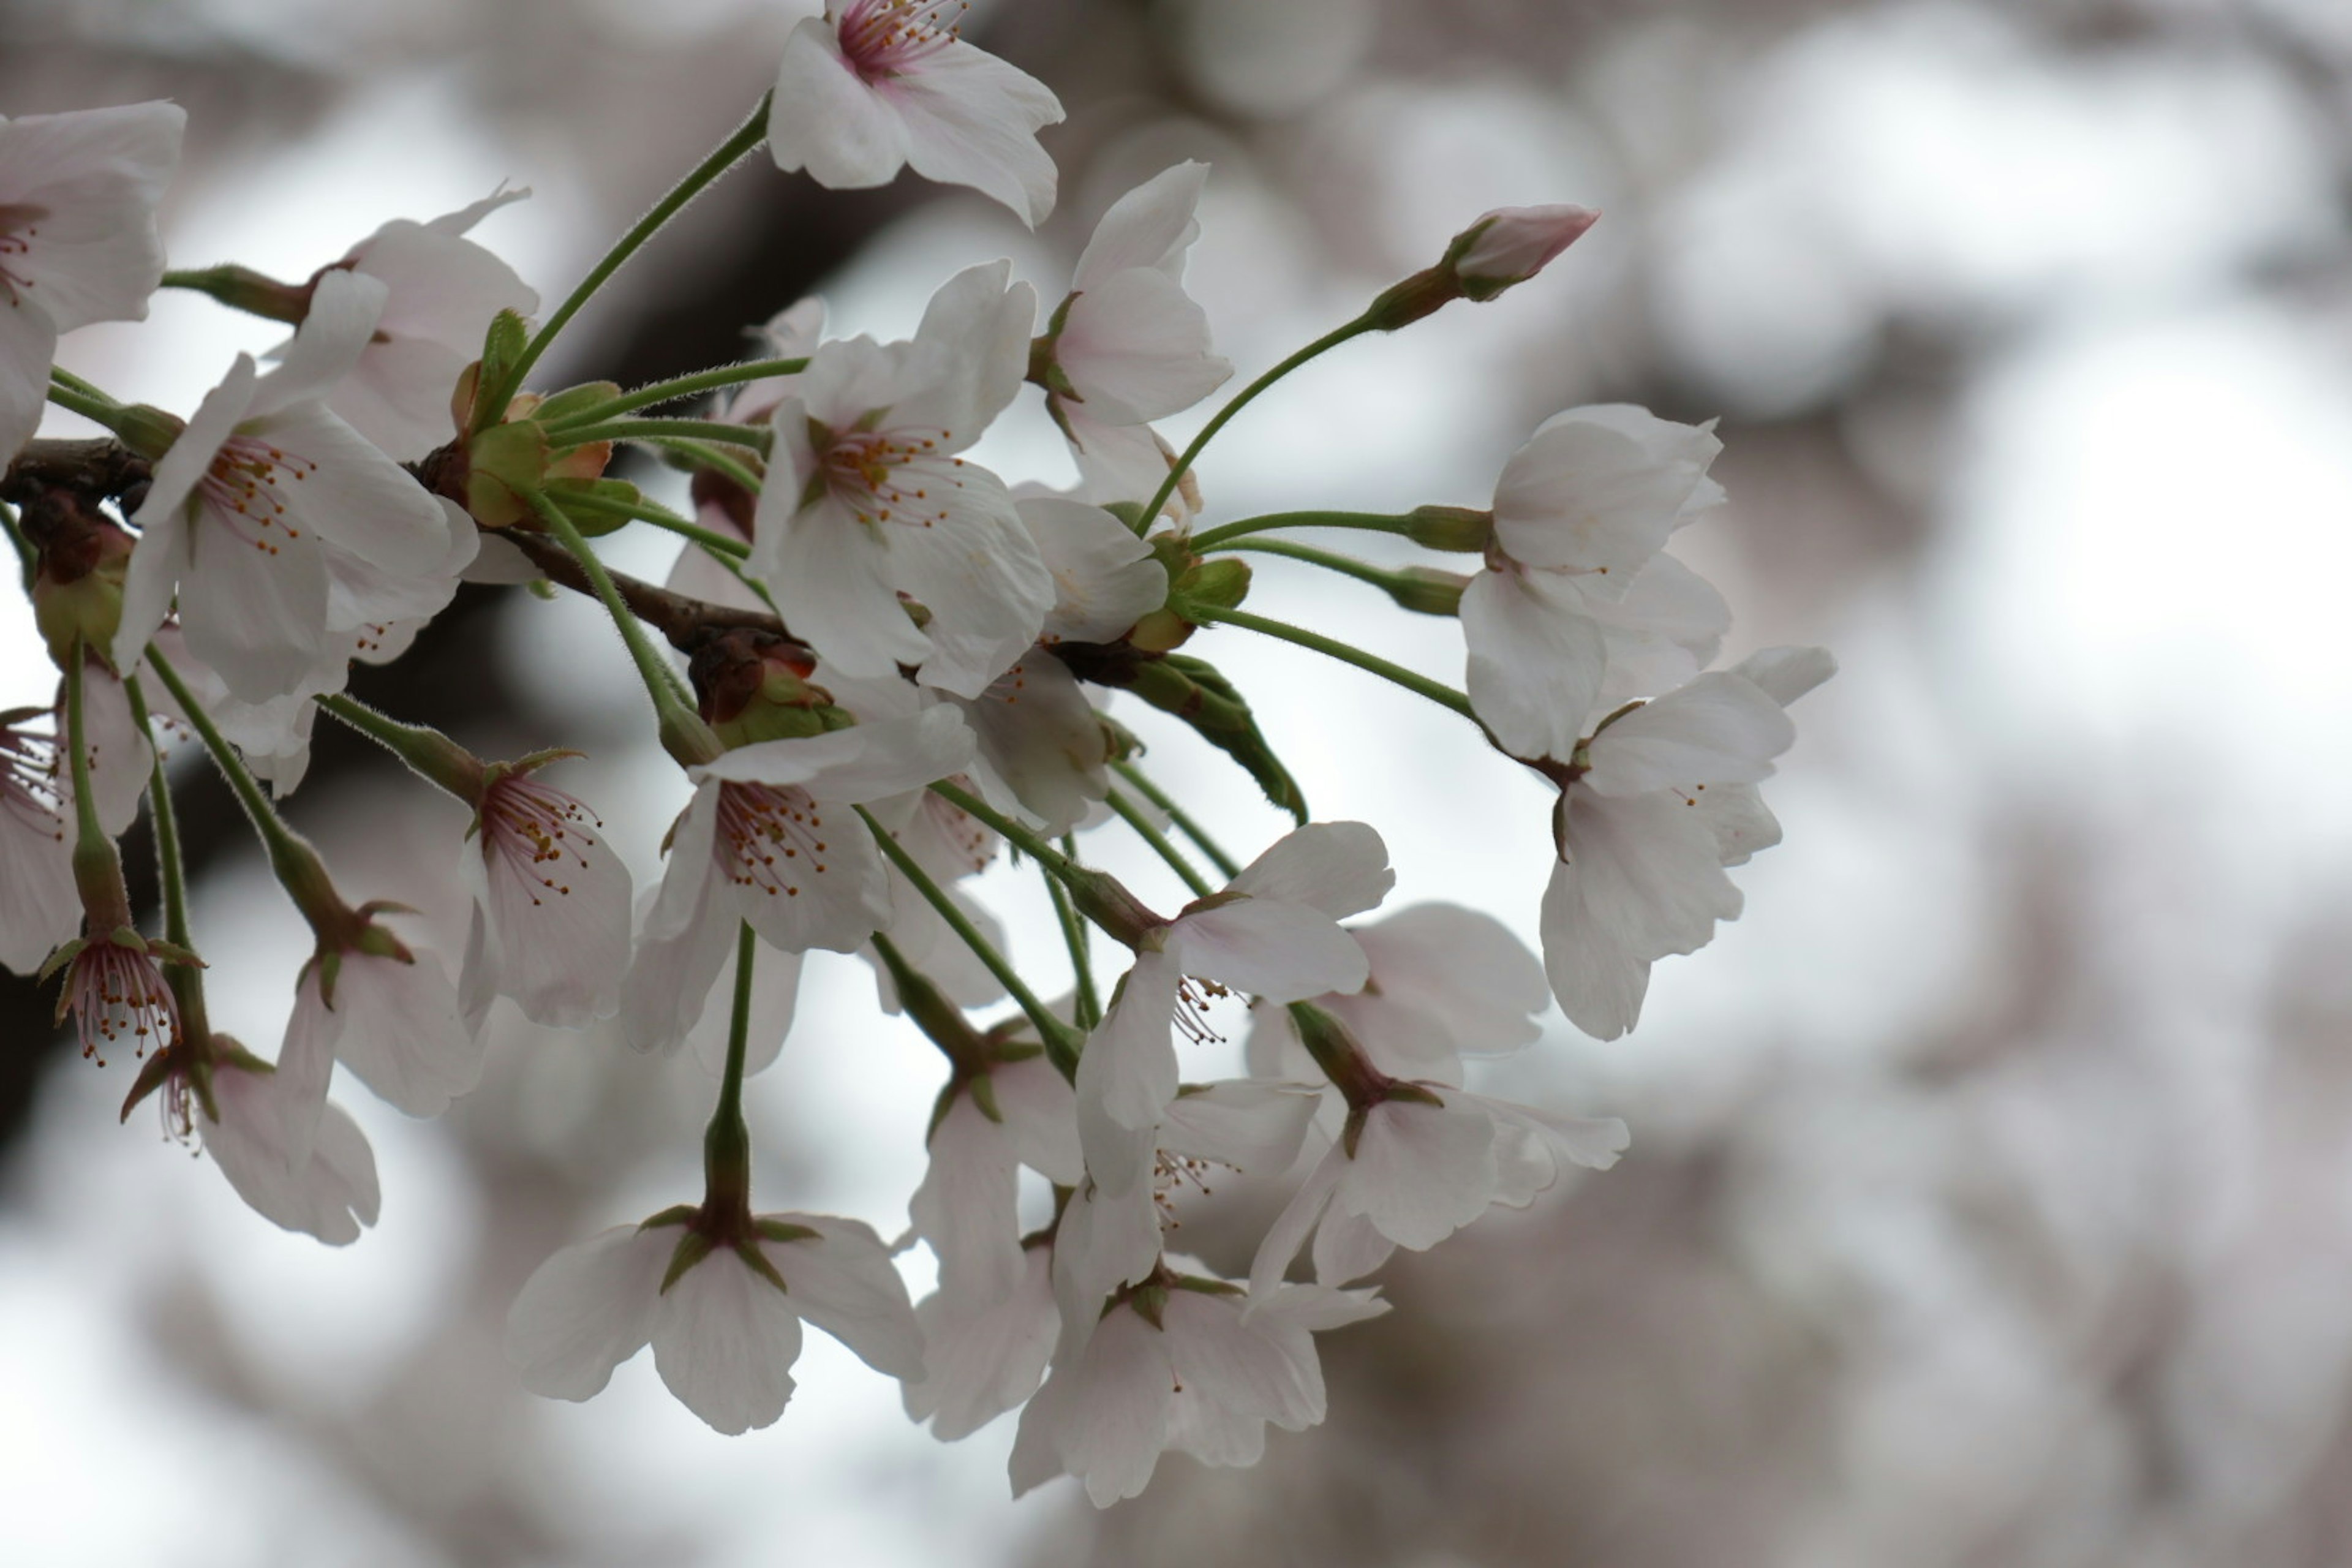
(0, 786), (75, 974)
(892, 261), (1035, 439)
(1072, 161), (1207, 288)
(651, 1247), (805, 1434)
(1580, 671), (1795, 796)
(905, 1246), (1057, 1440)
(957, 652), (1104, 835)
(910, 1092), (1024, 1299)
(1246, 1144), (1344, 1303)
(684, 936), (803, 1079)
(323, 946), (482, 1118)
(1336, 1096), (1501, 1251)
(1226, 821), (1393, 918)
(72, 662), (151, 837)
(1543, 790), (1741, 1039)
(994, 1055), (1083, 1184)
(753, 495), (932, 680)
(767, 18), (913, 189)
(761, 1215), (925, 1381)
(247, 269), (386, 419)
(202, 1064), (379, 1245)
(0, 101), (180, 333)
(0, 282), (58, 460)
(888, 42), (1065, 226)
(1733, 644), (1838, 708)
(1077, 949), (1182, 1130)
(1492, 404), (1721, 578)
(1308, 1205), (1396, 1285)
(1052, 1303), (1176, 1506)
(1020, 495), (1168, 643)
(887, 466), (1057, 698)
(1159, 1079), (1318, 1175)
(1174, 899), (1369, 1002)
(1461, 564), (1610, 761)
(477, 785), (633, 1029)
(253, 400), (453, 579)
(505, 1224), (671, 1400)
(1057, 267), (1229, 426)
(176, 502), (331, 706)
(1346, 903), (1547, 1059)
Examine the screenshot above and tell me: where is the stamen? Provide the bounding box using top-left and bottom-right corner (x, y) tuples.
(194, 434), (319, 555)
(834, 0), (969, 81)
(484, 776), (601, 908)
(717, 780), (831, 900)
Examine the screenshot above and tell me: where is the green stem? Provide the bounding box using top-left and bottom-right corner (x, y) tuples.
(61, 641), (111, 856)
(926, 780), (1165, 948)
(1109, 761), (1242, 881)
(47, 365), (113, 401)
(1, 500), (33, 592)
(1043, 849), (1101, 1031)
(557, 486), (750, 558)
(1193, 605), (1476, 722)
(1188, 510), (1417, 552)
(1104, 787), (1215, 899)
(1138, 318), (1377, 530)
(1211, 537), (1404, 592)
(479, 94), (773, 433)
(543, 357), (809, 431)
(645, 437), (766, 496)
(524, 490), (698, 716)
(315, 693), (489, 803)
(860, 805), (1083, 1079)
(703, 922), (758, 1207)
(124, 676), (210, 1044)
(552, 418), (772, 456)
(45, 382), (137, 441)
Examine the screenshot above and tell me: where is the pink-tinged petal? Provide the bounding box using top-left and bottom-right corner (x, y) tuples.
(1246, 1144), (1344, 1303)
(911, 1092), (1024, 1299)
(418, 184), (529, 239)
(349, 215), (537, 346)
(1057, 267), (1229, 425)
(768, 18), (913, 189)
(1163, 1287), (1321, 1458)
(246, 269), (385, 419)
(1544, 789), (1741, 1039)
(323, 946), (482, 1118)
(1733, 644), (1838, 708)
(889, 261), (1033, 441)
(475, 777), (633, 1029)
(1159, 1079), (1319, 1176)
(203, 1069), (380, 1246)
(0, 101), (181, 333)
(696, 706), (974, 802)
(504, 1224), (671, 1401)
(1309, 1205), (1395, 1285)
(133, 355), (258, 528)
(958, 652), (1106, 835)
(1020, 496), (1167, 643)
(1580, 671), (1794, 797)
(1079, 949), (1183, 1131)
(1054, 1302), (1177, 1506)
(1072, 161), (1207, 289)
(756, 495), (933, 680)
(622, 882), (739, 1055)
(684, 937), (802, 1079)
(760, 1215), (925, 1381)
(1052, 1174), (1161, 1340)
(994, 1055), (1082, 1184)
(0, 788), (75, 974)
(1458, 1090), (1629, 1208)
(886, 467), (1057, 698)
(320, 334), (466, 464)
(905, 1246), (1057, 1441)
(1226, 821), (1393, 919)
(641, 784), (721, 943)
(1349, 903), (1548, 1056)
(1452, 204), (1599, 287)
(277, 967), (341, 1172)
(72, 662), (151, 837)
(722, 801), (892, 956)
(888, 42), (1065, 227)
(650, 1246), (805, 1434)
(252, 401), (453, 579)
(1174, 898), (1369, 1003)
(176, 485), (332, 705)
(1461, 564), (1609, 761)
(1336, 1096), (1501, 1251)
(110, 508), (189, 680)
(1492, 404), (1721, 578)
(0, 282), (57, 459)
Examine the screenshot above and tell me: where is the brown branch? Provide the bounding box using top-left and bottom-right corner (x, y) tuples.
(497, 525), (790, 653)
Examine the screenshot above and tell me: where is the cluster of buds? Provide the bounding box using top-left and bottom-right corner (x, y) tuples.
(1, 9), (1828, 1509)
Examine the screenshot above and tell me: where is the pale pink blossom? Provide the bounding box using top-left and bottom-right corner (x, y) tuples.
(61, 936), (178, 1066)
(0, 713), (76, 974)
(1449, 203), (1600, 295)
(189, 1051), (380, 1247)
(904, 1242), (1057, 1440)
(767, 0), (1065, 226)
(459, 770), (633, 1030)
(284, 941), (478, 1125)
(0, 100), (183, 459)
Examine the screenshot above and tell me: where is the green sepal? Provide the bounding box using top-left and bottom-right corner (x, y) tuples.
(1404, 504), (1493, 552)
(1167, 1272), (1246, 1297)
(478, 309), (530, 404)
(753, 1218), (820, 1246)
(924, 1079), (962, 1143)
(145, 938), (205, 970)
(464, 418), (550, 530)
(990, 1041), (1045, 1064)
(968, 1070), (1005, 1125)
(638, 1204), (700, 1230)
(733, 1237), (791, 1296)
(533, 380), (625, 426)
(1167, 556), (1252, 624)
(1383, 565), (1468, 617)
(1099, 500), (1148, 532)
(658, 1230), (717, 1293)
(38, 937), (87, 986)
(545, 476), (641, 538)
(1123, 652), (1308, 824)
(1126, 1282), (1170, 1330)
(118, 1047), (179, 1123)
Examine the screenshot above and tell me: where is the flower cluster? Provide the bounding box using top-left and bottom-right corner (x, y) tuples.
(1, 28), (1828, 1509)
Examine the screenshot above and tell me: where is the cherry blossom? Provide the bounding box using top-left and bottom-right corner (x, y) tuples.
(60, 933), (179, 1066)
(0, 100), (183, 459)
(767, 0), (1064, 225)
(748, 261), (1053, 697)
(1461, 404), (1727, 760)
(1036, 162), (1232, 510)
(506, 1212), (924, 1435)
(910, 1052), (1081, 1298)
(114, 269), (455, 704)
(0, 711), (76, 974)
(1449, 204), (1600, 297)
(458, 767), (633, 1030)
(182, 1046), (381, 1247)
(282, 935), (478, 1127)
(904, 1241), (1058, 1441)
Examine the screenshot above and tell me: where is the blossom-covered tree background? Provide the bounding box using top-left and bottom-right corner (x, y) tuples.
(5, 0), (2352, 1563)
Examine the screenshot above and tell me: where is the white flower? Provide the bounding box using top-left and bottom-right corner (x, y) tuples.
(749, 262), (1054, 697)
(1247, 1086), (1627, 1297)
(1025, 495), (1167, 647)
(1460, 405), (1725, 759)
(1540, 661), (1826, 1039)
(194, 1052), (380, 1247)
(115, 269), (456, 704)
(1009, 1267), (1387, 1507)
(61, 935), (179, 1067)
(904, 1242), (1057, 1440)
(0, 712), (76, 974)
(505, 1212), (924, 1435)
(1079, 821), (1392, 1132)
(768, 0), (1065, 226)
(458, 769), (633, 1030)
(1248, 903), (1550, 1088)
(910, 1053), (1081, 1298)
(667, 298), (826, 613)
(285, 942), (479, 1123)
(679, 926), (804, 1080)
(622, 705), (975, 1052)
(311, 188), (539, 461)
(0, 100), (183, 459)
(1041, 163), (1232, 510)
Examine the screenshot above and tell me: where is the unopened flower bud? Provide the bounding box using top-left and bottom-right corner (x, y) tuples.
(1446, 205), (1600, 300)
(692, 628), (833, 748)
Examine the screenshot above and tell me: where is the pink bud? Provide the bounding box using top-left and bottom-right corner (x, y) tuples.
(1450, 205), (1600, 293)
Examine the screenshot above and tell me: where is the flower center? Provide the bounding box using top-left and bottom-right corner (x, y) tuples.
(70, 943), (180, 1068)
(834, 0), (967, 81)
(818, 423), (965, 530)
(196, 432), (318, 554)
(717, 780), (831, 899)
(1173, 976), (1231, 1046)
(484, 777), (600, 908)
(0, 203), (46, 307)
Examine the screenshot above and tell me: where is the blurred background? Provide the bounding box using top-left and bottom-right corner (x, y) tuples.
(6, 0), (2352, 1562)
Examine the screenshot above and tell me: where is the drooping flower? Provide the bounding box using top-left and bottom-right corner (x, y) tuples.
(458, 766), (633, 1031)
(1036, 163), (1232, 511)
(505, 1211), (924, 1435)
(1008, 1262), (1387, 1507)
(0, 100), (184, 459)
(1460, 405), (1727, 760)
(115, 269), (456, 704)
(58, 933), (178, 1066)
(904, 1240), (1058, 1441)
(174, 1040), (380, 1247)
(282, 929), (479, 1126)
(767, 0), (1065, 226)
(667, 298), (825, 614)
(0, 712), (77, 974)
(910, 1049), (1081, 1300)
(747, 261), (1053, 698)
(1079, 821), (1391, 1133)
(622, 705), (976, 1052)
(1540, 658), (1830, 1039)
